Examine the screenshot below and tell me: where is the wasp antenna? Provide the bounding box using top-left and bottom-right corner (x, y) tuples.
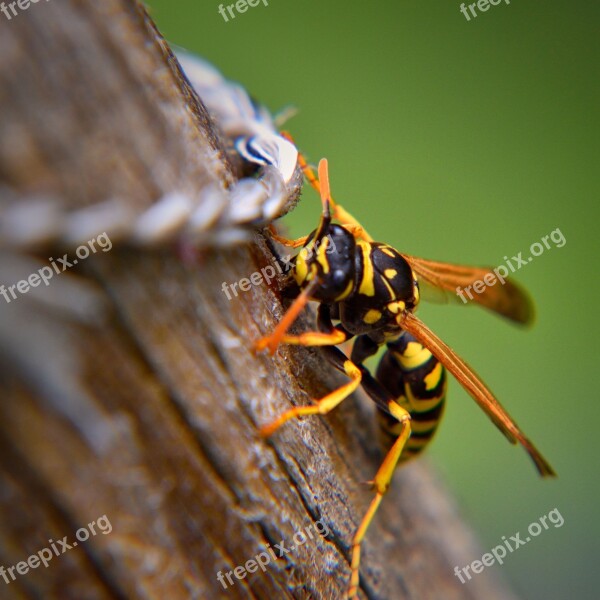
(317, 159), (331, 219)
(308, 159), (332, 245)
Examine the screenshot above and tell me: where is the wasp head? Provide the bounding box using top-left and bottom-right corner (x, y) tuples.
(293, 223), (356, 303)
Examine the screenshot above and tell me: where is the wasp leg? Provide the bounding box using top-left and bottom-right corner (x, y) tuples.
(279, 131), (322, 195)
(259, 357), (362, 437)
(348, 401), (411, 599)
(317, 323), (413, 598)
(321, 340), (409, 598)
(278, 329), (348, 346)
(340, 223), (372, 242)
(279, 131), (373, 242)
(260, 305), (359, 436)
(262, 300), (405, 594)
(254, 279), (320, 354)
(280, 303), (352, 347)
(350, 334), (379, 363)
(267, 224), (308, 248)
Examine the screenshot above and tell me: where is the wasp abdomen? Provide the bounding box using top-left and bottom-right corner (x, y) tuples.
(376, 333), (447, 461)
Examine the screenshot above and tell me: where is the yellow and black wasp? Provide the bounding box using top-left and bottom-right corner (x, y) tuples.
(254, 144), (556, 598)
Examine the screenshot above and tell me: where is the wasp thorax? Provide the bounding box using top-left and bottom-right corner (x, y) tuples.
(293, 224), (356, 302)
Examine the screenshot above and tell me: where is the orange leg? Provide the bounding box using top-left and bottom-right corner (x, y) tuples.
(253, 281), (317, 355)
(267, 224), (308, 248)
(260, 358), (362, 437)
(278, 329), (349, 347)
(348, 402), (411, 599)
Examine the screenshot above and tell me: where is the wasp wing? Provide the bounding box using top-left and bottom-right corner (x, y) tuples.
(399, 311), (555, 477)
(402, 254), (534, 325)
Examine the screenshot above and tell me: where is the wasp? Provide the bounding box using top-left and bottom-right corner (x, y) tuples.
(254, 145), (556, 598)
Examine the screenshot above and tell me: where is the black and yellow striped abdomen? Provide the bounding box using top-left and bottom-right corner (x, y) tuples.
(375, 332), (447, 462)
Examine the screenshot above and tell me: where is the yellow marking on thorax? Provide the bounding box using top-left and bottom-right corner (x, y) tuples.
(294, 252), (308, 284)
(424, 362), (443, 391)
(357, 240), (375, 296)
(305, 264), (318, 281)
(316, 237), (330, 274)
(412, 271), (420, 305)
(363, 309), (382, 324)
(380, 274), (396, 300)
(384, 268), (398, 279)
(380, 246), (396, 258)
(387, 301), (406, 314)
(335, 279), (354, 301)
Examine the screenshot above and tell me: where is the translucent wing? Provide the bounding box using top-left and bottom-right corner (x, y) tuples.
(402, 254), (534, 325)
(399, 311), (555, 477)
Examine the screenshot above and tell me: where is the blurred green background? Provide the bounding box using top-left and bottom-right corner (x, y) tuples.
(146, 1), (598, 598)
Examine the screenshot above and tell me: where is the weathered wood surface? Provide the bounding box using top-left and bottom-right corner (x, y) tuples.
(0, 2), (518, 599)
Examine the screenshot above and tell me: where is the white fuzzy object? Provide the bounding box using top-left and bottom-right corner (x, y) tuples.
(0, 52), (300, 251)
